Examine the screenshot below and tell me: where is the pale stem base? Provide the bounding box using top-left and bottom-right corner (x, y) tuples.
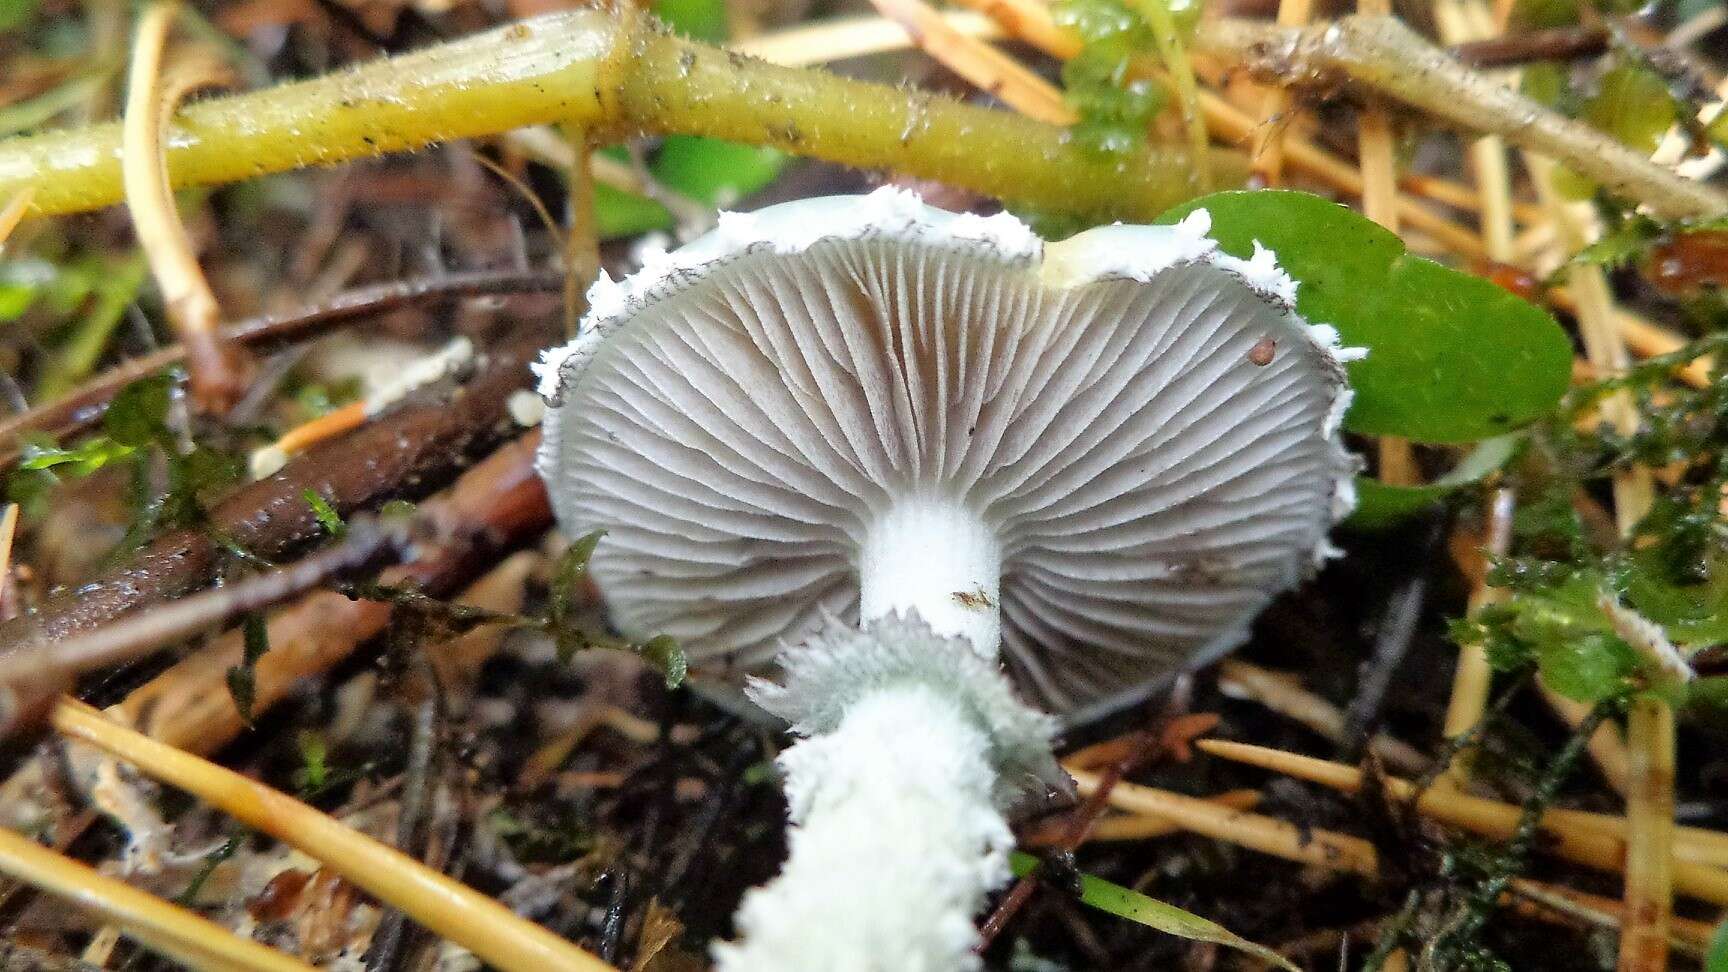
(714, 683), (1011, 972)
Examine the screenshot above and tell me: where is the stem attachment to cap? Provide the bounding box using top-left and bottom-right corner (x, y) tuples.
(859, 494), (1001, 656)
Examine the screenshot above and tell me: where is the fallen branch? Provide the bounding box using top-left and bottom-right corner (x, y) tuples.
(119, 434), (548, 755)
(0, 268), (560, 469)
(0, 517), (403, 706)
(0, 435), (548, 843)
(0, 322), (556, 734)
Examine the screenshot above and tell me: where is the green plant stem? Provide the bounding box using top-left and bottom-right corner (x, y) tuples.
(1126, 0), (1209, 193)
(0, 10), (1240, 223)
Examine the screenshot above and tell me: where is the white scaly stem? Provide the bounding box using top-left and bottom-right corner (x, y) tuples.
(857, 494), (1001, 655)
(714, 683), (1010, 972)
(716, 504), (1047, 970)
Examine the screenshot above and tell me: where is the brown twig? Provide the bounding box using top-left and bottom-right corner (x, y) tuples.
(1199, 739), (1728, 866)
(977, 722), (1170, 950)
(978, 711), (1216, 949)
(1508, 879), (1716, 955)
(1622, 699), (1677, 971)
(0, 268), (561, 469)
(0, 516), (403, 703)
(1350, 0), (1423, 491)
(0, 504), (15, 610)
(1450, 25), (1608, 68)
(562, 127), (600, 337)
(0, 322), (557, 735)
(121, 1), (247, 413)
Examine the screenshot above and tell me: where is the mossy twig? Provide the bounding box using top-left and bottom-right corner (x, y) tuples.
(1194, 15), (1728, 219)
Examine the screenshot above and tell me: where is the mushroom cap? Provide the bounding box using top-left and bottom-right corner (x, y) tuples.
(537, 188), (1360, 718)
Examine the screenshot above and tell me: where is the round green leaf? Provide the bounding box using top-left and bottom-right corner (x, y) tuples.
(1156, 191), (1573, 443)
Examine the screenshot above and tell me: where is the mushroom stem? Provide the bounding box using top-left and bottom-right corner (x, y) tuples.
(716, 681), (1010, 971)
(731, 614), (1057, 970)
(858, 495), (1001, 655)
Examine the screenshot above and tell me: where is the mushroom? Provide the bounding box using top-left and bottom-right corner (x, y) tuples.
(535, 188), (1360, 970)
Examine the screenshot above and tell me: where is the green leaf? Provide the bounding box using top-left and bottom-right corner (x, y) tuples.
(102, 373), (176, 447)
(1157, 191), (1573, 443)
(303, 489), (345, 538)
(639, 634), (688, 690)
(1584, 64), (1679, 156)
(653, 136), (786, 209)
(18, 435), (135, 475)
(1537, 631), (1638, 703)
(1497, 573), (1641, 703)
(1709, 919), (1728, 972)
(653, 0), (728, 42)
(550, 530), (607, 663)
(1347, 434), (1522, 529)
(296, 731), (328, 792)
(1009, 853), (1297, 971)
(1615, 549), (1728, 651)
(594, 182), (674, 240)
(0, 0), (34, 33)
